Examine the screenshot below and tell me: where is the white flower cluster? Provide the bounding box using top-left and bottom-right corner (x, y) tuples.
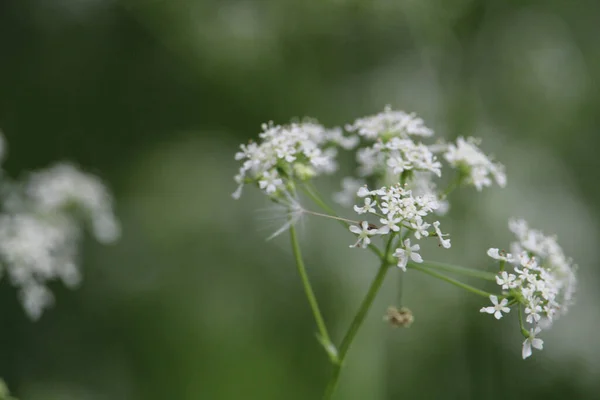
(0, 138), (119, 320)
(233, 107), (506, 208)
(348, 184), (451, 270)
(232, 121), (358, 200)
(345, 106), (434, 139)
(482, 219), (577, 359)
(444, 137), (506, 191)
(335, 107), (505, 209)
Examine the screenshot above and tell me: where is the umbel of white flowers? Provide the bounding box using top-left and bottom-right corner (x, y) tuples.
(231, 106), (576, 360)
(482, 219), (577, 359)
(0, 133), (120, 320)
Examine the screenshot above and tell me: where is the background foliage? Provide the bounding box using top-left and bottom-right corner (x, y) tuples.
(1, 0), (599, 399)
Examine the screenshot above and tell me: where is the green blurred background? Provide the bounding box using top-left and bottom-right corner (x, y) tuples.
(1, 0), (599, 399)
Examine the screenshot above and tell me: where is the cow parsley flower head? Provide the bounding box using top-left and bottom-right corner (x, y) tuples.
(444, 137), (506, 191)
(344, 112), (441, 180)
(348, 184), (450, 268)
(232, 120), (357, 200)
(483, 219), (576, 358)
(345, 105), (434, 140)
(26, 163), (121, 243)
(0, 133), (120, 320)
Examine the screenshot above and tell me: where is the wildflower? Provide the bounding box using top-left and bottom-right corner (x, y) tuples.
(432, 221), (451, 248)
(0, 156), (119, 319)
(345, 105), (433, 139)
(495, 271), (518, 290)
(258, 170), (283, 194)
(411, 218), (430, 239)
(232, 120), (355, 200)
(480, 295), (510, 319)
(393, 239), (423, 271)
(349, 221), (379, 249)
(444, 137), (506, 191)
(353, 197), (377, 215)
(522, 327), (544, 359)
(348, 184), (450, 266)
(25, 163), (120, 243)
(525, 298), (543, 323)
(486, 219), (576, 357)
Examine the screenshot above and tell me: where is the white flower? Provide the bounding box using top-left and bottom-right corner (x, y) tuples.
(0, 145), (120, 320)
(432, 221), (451, 248)
(525, 298), (543, 323)
(380, 216), (401, 232)
(411, 218), (430, 240)
(444, 137), (506, 191)
(233, 120), (354, 199)
(480, 295), (510, 320)
(495, 271), (518, 290)
(487, 248), (513, 262)
(489, 219), (576, 358)
(387, 155), (411, 175)
(345, 106), (433, 139)
(522, 327), (544, 359)
(258, 170), (283, 194)
(26, 163), (120, 243)
(353, 197), (377, 214)
(20, 283), (54, 321)
(349, 221), (378, 249)
(393, 239), (423, 271)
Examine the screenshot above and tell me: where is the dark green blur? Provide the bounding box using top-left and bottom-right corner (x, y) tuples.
(1, 0), (599, 399)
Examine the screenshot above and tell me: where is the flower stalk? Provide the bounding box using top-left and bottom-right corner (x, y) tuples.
(289, 224), (338, 364)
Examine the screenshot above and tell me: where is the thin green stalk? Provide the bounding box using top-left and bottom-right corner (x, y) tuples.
(518, 304), (529, 337)
(441, 173), (464, 199)
(302, 182), (338, 216)
(289, 225), (338, 363)
(412, 260), (497, 281)
(408, 263), (499, 298)
(323, 236), (395, 399)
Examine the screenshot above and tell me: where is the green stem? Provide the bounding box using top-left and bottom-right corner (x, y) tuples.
(412, 260), (497, 281)
(289, 225), (338, 363)
(518, 304), (529, 337)
(441, 173), (463, 199)
(323, 240), (394, 399)
(408, 263), (499, 298)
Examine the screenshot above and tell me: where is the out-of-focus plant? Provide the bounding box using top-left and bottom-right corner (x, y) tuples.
(0, 132), (120, 396)
(232, 107), (578, 398)
(0, 379), (17, 400)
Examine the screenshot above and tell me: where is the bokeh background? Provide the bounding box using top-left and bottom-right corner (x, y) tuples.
(1, 0), (600, 399)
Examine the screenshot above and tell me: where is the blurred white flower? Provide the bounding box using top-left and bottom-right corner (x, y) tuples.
(487, 248), (513, 262)
(345, 105), (433, 139)
(444, 137), (506, 191)
(26, 163), (120, 243)
(0, 134), (120, 319)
